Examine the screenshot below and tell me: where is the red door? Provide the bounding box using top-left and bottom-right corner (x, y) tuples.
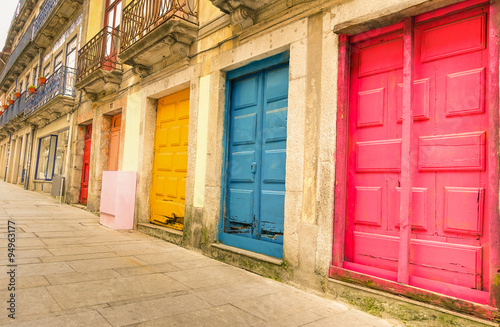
(80, 124), (92, 204)
(343, 2), (489, 304)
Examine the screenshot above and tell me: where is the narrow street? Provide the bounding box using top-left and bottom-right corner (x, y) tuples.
(0, 181), (398, 326)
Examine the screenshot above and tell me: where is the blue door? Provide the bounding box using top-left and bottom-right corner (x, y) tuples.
(220, 58), (289, 258)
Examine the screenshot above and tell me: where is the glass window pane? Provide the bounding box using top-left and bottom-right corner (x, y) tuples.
(33, 66), (38, 86)
(36, 137), (51, 179)
(54, 52), (63, 72)
(46, 135), (57, 180)
(66, 37), (77, 69)
(43, 64), (50, 78)
(54, 130), (68, 176)
(115, 2), (121, 28)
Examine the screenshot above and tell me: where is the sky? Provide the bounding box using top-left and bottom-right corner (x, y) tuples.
(0, 1), (22, 51)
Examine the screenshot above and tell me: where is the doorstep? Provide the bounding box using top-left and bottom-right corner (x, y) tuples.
(209, 242), (287, 283)
(211, 243), (283, 266)
(137, 222), (183, 245)
(325, 278), (497, 327)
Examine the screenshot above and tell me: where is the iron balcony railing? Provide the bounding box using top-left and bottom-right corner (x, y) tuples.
(76, 26), (120, 84)
(0, 91), (27, 127)
(121, 0), (198, 52)
(24, 66), (76, 117)
(0, 22), (34, 87)
(0, 0), (62, 87)
(32, 0), (59, 38)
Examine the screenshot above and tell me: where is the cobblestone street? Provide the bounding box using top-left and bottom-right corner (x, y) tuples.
(0, 181), (400, 326)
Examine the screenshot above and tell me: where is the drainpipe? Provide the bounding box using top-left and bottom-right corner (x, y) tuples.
(4, 132), (11, 181)
(23, 125), (35, 190)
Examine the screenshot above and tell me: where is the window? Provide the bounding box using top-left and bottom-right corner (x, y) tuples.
(25, 73), (30, 88)
(104, 0), (122, 58)
(54, 52), (63, 73)
(19, 81), (23, 93)
(43, 64), (50, 78)
(33, 66), (38, 86)
(53, 130), (69, 176)
(35, 135), (57, 180)
(105, 0), (122, 29)
(66, 37), (77, 69)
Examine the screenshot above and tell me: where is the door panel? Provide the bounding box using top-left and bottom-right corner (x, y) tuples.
(222, 64), (289, 257)
(80, 124), (92, 204)
(344, 3), (489, 303)
(150, 88), (189, 230)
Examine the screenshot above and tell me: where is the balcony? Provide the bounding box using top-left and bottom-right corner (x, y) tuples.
(0, 0), (82, 93)
(119, 0), (198, 74)
(24, 66), (76, 125)
(75, 26), (122, 99)
(0, 23), (37, 93)
(32, 0), (83, 48)
(0, 92), (28, 138)
(5, 0), (37, 52)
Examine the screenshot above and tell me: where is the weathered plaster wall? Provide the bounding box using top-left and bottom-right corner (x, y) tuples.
(193, 75), (210, 208)
(85, 0), (104, 42)
(122, 91), (140, 171)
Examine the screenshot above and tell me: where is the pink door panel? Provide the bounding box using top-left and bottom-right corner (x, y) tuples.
(344, 2), (489, 303)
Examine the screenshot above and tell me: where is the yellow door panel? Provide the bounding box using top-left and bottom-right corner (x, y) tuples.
(155, 176), (166, 196)
(174, 152), (188, 172)
(166, 177), (178, 198)
(157, 153), (173, 171)
(181, 125), (189, 145)
(170, 126), (181, 146)
(178, 99), (190, 119)
(157, 129), (168, 147)
(158, 102), (176, 122)
(179, 178), (186, 200)
(150, 88), (190, 231)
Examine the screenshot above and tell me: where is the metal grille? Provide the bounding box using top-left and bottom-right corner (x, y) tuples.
(76, 26), (121, 84)
(121, 0), (198, 52)
(25, 66), (76, 117)
(32, 0), (59, 38)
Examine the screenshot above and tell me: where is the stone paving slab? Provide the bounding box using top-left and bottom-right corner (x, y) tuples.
(0, 181), (398, 326)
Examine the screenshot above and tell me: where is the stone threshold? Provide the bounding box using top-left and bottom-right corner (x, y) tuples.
(326, 278), (497, 327)
(210, 243), (283, 266)
(137, 222), (183, 245)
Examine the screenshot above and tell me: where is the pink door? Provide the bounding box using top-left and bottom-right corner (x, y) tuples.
(343, 2), (489, 303)
(108, 113), (121, 171)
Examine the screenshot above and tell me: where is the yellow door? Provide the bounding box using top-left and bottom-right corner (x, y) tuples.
(150, 88), (189, 230)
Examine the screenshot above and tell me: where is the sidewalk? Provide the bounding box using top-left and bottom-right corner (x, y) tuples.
(0, 181), (399, 326)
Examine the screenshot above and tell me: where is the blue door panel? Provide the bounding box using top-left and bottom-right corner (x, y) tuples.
(260, 191), (285, 234)
(264, 106), (287, 143)
(262, 149), (286, 184)
(229, 151), (255, 183)
(233, 113), (257, 145)
(265, 66), (289, 101)
(228, 189), (254, 225)
(232, 76), (259, 109)
(223, 60), (289, 258)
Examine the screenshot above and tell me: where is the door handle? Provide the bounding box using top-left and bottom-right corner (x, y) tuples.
(251, 162), (257, 174)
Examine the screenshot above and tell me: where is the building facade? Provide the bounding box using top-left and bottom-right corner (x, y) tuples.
(0, 0), (498, 324)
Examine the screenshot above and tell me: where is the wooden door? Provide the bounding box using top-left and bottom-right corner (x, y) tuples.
(343, 2), (490, 303)
(80, 124), (92, 204)
(220, 63), (289, 259)
(108, 113), (121, 171)
(150, 89), (189, 230)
